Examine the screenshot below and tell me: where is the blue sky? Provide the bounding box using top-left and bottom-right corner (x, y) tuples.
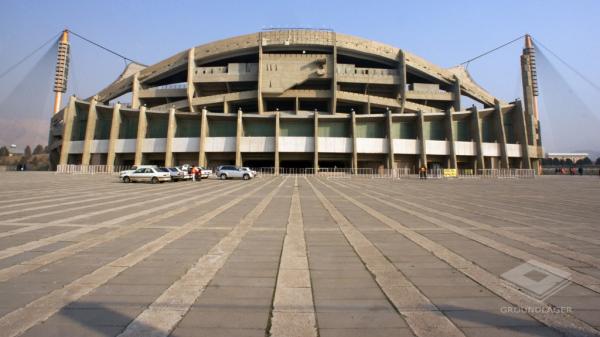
(0, 0), (599, 152)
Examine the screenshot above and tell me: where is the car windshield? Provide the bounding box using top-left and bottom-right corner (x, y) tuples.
(158, 168), (170, 172)
(167, 168), (177, 172)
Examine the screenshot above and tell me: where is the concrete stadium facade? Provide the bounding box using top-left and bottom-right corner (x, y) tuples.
(49, 29), (543, 172)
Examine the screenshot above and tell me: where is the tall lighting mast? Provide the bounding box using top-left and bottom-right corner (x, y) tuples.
(53, 29), (70, 114)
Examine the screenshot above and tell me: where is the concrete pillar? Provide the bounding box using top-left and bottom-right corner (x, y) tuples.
(131, 73), (141, 109)
(386, 109), (396, 169)
(81, 96), (98, 166)
(331, 32), (337, 114)
(164, 108), (176, 167)
(452, 75), (461, 112)
(494, 100), (510, 169)
(59, 96), (76, 166)
(187, 48), (196, 112)
(295, 97), (299, 114)
(223, 101), (229, 114)
(313, 112), (319, 172)
(106, 103), (121, 168)
(235, 109), (243, 166)
(199, 108), (207, 167)
(351, 110), (358, 173)
(470, 106), (485, 170)
(257, 33), (264, 114)
(275, 111), (280, 175)
(417, 110), (427, 168)
(445, 110), (457, 169)
(514, 102), (532, 169)
(398, 50), (407, 114)
(133, 105), (147, 166)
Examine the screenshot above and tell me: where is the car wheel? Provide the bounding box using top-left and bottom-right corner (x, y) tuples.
(151, 177), (159, 184)
(220, 173), (227, 180)
(243, 174), (250, 180)
(123, 176), (131, 183)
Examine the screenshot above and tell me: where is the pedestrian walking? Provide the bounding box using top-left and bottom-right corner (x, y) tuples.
(419, 165), (427, 180)
(191, 166), (198, 182)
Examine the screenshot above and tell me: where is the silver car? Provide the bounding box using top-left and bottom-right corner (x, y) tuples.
(121, 167), (171, 183)
(216, 165), (255, 180)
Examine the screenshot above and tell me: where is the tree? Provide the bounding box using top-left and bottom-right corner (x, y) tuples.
(565, 158), (573, 166)
(581, 157), (592, 166)
(552, 158), (560, 166)
(24, 145), (32, 158)
(596, 157), (600, 165)
(0, 146), (9, 157)
(33, 144), (44, 155)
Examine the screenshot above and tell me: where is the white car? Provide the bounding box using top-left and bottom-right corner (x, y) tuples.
(198, 166), (213, 179)
(216, 165), (255, 180)
(119, 165), (157, 178)
(241, 167), (257, 176)
(121, 167), (171, 183)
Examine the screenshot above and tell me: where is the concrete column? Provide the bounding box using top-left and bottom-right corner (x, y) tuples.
(257, 33), (264, 114)
(131, 73), (141, 109)
(187, 48), (196, 113)
(398, 50), (407, 114)
(351, 110), (358, 173)
(81, 96), (98, 165)
(452, 75), (461, 112)
(164, 108), (176, 167)
(275, 111), (280, 175)
(386, 110), (396, 169)
(514, 102), (532, 169)
(235, 109), (243, 166)
(331, 32), (337, 114)
(470, 106), (485, 170)
(59, 96), (76, 166)
(494, 100), (510, 169)
(313, 112), (319, 172)
(417, 110), (427, 168)
(445, 110), (457, 169)
(106, 103), (121, 168)
(223, 101), (229, 114)
(295, 97), (299, 114)
(133, 105), (147, 166)
(199, 108), (207, 166)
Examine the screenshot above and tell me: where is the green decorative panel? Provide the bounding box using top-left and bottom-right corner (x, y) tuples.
(280, 120), (313, 136)
(146, 117), (168, 138)
(209, 120), (237, 137)
(503, 113), (516, 143)
(481, 116), (496, 142)
(94, 117), (112, 140)
(356, 121), (385, 138)
(453, 119), (471, 141)
(175, 118), (200, 137)
(318, 121), (349, 137)
(423, 119), (445, 140)
(70, 106), (88, 141)
(119, 116), (138, 139)
(391, 121), (416, 139)
(244, 119), (275, 136)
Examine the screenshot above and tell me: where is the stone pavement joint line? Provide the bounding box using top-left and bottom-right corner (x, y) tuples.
(269, 177), (318, 337)
(115, 177), (288, 337)
(0, 178), (280, 337)
(317, 178), (600, 337)
(306, 178), (466, 337)
(0, 180), (259, 282)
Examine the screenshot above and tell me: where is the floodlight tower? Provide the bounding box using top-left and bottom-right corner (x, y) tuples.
(521, 34), (542, 171)
(53, 29), (70, 114)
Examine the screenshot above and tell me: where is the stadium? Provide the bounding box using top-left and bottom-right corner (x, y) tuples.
(48, 29), (543, 173)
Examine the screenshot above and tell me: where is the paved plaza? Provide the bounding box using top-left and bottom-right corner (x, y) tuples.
(0, 173), (599, 337)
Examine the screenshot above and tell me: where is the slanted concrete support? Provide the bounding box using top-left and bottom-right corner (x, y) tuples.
(81, 96), (98, 165)
(386, 110), (395, 169)
(59, 96), (76, 166)
(470, 106), (485, 170)
(494, 99), (510, 169)
(274, 111), (280, 175)
(187, 48), (196, 112)
(445, 110), (457, 169)
(417, 110), (427, 168)
(398, 50), (407, 114)
(452, 75), (461, 112)
(235, 109), (243, 166)
(106, 103), (121, 168)
(295, 97), (299, 114)
(351, 110), (358, 173)
(313, 112), (319, 172)
(331, 32), (337, 114)
(164, 108), (176, 167)
(133, 105), (147, 166)
(199, 108), (207, 166)
(515, 102), (532, 169)
(257, 33), (264, 114)
(131, 73), (141, 109)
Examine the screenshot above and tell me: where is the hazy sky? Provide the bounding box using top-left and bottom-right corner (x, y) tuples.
(0, 0), (599, 152)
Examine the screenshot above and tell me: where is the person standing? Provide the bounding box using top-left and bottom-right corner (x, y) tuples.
(191, 166), (198, 182)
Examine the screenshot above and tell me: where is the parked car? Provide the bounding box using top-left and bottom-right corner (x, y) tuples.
(120, 167), (171, 183)
(216, 165), (255, 180)
(241, 167), (257, 176)
(119, 165), (157, 178)
(166, 167), (190, 182)
(198, 166), (213, 179)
